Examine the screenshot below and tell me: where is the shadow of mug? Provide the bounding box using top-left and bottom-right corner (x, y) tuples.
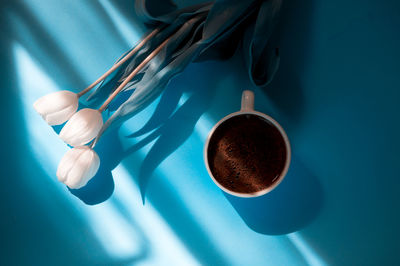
(225, 154), (324, 235)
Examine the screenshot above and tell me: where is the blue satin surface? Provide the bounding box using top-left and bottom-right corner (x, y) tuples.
(1, 0), (400, 265)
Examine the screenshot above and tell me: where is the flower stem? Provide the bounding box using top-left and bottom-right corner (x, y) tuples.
(77, 28), (160, 98)
(98, 35), (172, 112)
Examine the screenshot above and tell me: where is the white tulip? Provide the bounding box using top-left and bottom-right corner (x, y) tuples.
(57, 146), (100, 189)
(33, 90), (79, 125)
(59, 108), (103, 147)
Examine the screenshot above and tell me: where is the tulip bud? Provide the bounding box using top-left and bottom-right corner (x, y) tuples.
(33, 90), (79, 125)
(59, 108), (103, 147)
(57, 146), (100, 189)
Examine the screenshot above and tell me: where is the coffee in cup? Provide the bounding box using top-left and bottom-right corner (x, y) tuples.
(204, 90), (291, 197)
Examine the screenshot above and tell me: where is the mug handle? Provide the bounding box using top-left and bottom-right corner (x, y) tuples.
(241, 90), (255, 111)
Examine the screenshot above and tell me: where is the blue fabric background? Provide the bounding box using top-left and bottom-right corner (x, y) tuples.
(0, 0), (399, 265)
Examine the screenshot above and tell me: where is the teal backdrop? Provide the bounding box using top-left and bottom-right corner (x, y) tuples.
(0, 0), (399, 265)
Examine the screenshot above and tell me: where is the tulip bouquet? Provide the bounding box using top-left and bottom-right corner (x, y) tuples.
(34, 0), (282, 191)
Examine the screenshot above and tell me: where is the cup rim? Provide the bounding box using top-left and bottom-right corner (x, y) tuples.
(204, 110), (291, 198)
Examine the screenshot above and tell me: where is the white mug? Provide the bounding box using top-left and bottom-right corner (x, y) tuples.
(204, 90), (291, 198)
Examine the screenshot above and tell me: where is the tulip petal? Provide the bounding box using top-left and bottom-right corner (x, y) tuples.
(33, 90), (78, 125)
(56, 146), (86, 182)
(59, 109), (103, 147)
(66, 150), (93, 188)
(57, 146), (100, 189)
(44, 103), (79, 125)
